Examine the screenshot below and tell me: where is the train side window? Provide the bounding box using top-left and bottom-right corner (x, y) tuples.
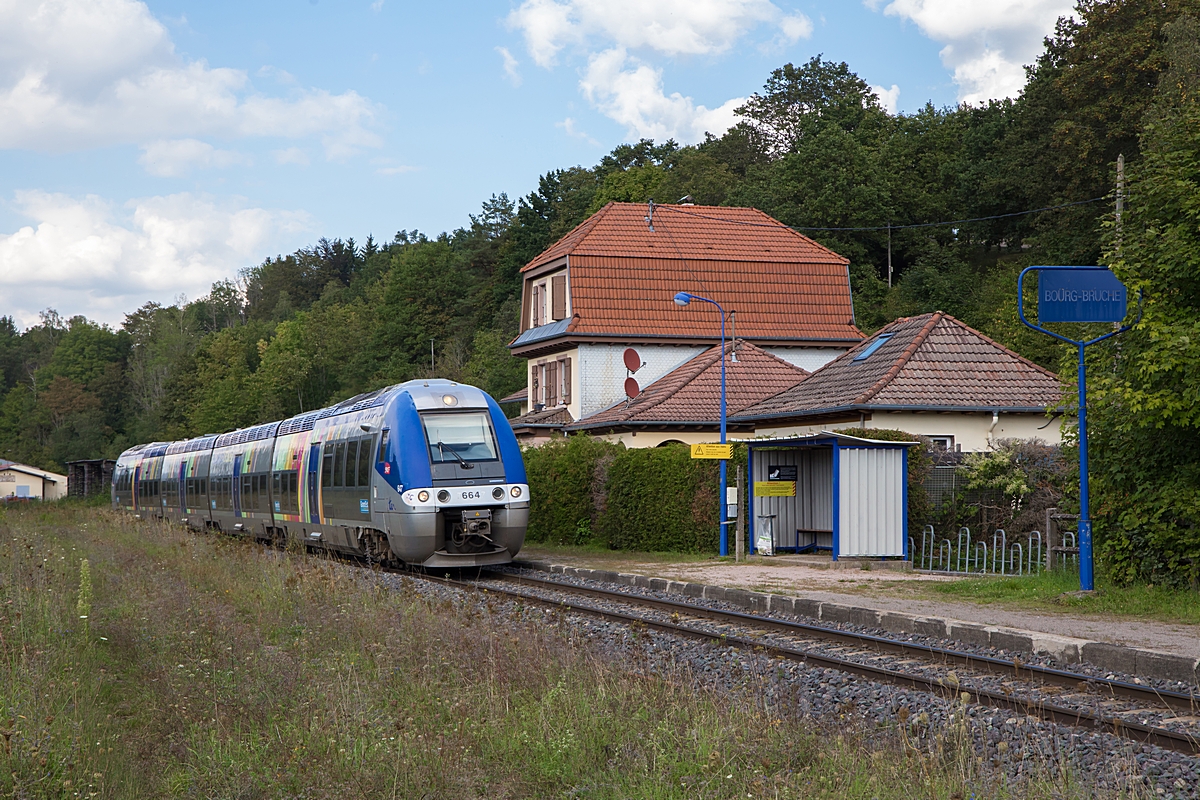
(272, 471), (281, 497)
(345, 441), (359, 487)
(290, 471), (299, 512)
(358, 436), (373, 487)
(321, 447), (334, 488)
(333, 442), (346, 488)
(377, 430), (389, 463)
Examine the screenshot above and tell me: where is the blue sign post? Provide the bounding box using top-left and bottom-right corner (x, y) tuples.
(1018, 266), (1140, 592)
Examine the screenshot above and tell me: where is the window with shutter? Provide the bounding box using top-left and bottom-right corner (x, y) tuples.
(560, 358), (571, 404)
(546, 360), (559, 406)
(551, 275), (566, 320)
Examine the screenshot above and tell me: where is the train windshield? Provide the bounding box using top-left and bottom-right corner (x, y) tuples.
(421, 412), (499, 464)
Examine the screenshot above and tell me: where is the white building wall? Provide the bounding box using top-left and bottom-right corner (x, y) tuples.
(753, 411), (1063, 452)
(0, 467), (67, 500)
(762, 347), (846, 373)
(578, 343), (706, 418)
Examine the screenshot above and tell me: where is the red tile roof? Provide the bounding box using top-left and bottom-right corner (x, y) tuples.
(569, 341), (809, 430)
(498, 387), (528, 404)
(519, 202), (862, 345)
(735, 312), (1062, 420)
(509, 406), (573, 429)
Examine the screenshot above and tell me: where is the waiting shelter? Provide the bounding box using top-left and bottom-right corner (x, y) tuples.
(741, 432), (916, 560)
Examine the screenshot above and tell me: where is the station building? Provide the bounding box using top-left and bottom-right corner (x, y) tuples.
(0, 460), (68, 501)
(505, 201), (863, 441)
(504, 202), (1062, 452)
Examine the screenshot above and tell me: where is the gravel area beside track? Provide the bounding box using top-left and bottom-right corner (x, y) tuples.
(500, 566), (1200, 696)
(365, 565), (1200, 799)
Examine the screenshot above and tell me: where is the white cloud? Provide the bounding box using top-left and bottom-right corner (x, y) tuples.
(0, 0), (381, 157)
(581, 48), (743, 142)
(371, 0), (385, 10)
(0, 190), (311, 327)
(496, 47), (522, 86)
(508, 0), (804, 143)
(876, 0), (1074, 103)
(508, 0), (811, 66)
(871, 83), (900, 114)
(272, 147), (310, 166)
(556, 117), (600, 146)
(138, 139), (250, 177)
(371, 158), (418, 176)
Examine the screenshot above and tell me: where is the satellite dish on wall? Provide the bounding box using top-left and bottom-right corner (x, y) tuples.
(623, 348), (641, 373)
(624, 377), (640, 399)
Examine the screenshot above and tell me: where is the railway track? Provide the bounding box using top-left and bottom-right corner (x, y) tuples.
(411, 568), (1200, 757)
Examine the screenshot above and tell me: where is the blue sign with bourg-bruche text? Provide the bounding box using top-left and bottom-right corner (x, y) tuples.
(1037, 267), (1128, 323)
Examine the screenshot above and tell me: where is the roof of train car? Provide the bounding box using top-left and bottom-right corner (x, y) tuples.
(165, 435), (219, 455)
(118, 380), (499, 459)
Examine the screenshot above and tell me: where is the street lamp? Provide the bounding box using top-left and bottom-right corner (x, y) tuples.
(673, 291), (730, 556)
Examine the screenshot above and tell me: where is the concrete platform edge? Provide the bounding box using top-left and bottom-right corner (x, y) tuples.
(516, 560), (1200, 686)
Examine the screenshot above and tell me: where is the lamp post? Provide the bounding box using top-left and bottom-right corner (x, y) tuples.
(673, 291), (730, 556)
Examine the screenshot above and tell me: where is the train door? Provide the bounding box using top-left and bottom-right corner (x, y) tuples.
(307, 443), (321, 524)
(133, 465), (142, 512)
(232, 452), (243, 517)
(178, 461), (187, 511)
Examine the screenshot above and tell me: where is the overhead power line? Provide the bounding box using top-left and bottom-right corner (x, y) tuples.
(657, 196), (1109, 233)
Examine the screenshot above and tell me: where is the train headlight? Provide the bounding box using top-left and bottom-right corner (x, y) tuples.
(417, 490), (430, 503)
(510, 486), (522, 498)
(492, 487), (505, 500)
(442, 394), (458, 406)
(437, 490), (450, 502)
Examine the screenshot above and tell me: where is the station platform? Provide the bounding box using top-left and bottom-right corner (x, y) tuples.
(513, 550), (1200, 686)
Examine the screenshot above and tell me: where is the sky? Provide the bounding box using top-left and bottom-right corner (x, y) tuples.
(0, 0), (1076, 329)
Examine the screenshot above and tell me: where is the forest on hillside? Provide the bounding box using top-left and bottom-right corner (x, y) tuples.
(1, 1), (1197, 580)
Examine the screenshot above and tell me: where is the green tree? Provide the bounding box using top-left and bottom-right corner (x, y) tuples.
(1090, 14), (1200, 587)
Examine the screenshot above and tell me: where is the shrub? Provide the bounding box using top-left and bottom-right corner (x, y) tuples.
(599, 445), (719, 553)
(522, 436), (621, 545)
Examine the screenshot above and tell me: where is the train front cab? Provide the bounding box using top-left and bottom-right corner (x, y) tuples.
(375, 381), (528, 567)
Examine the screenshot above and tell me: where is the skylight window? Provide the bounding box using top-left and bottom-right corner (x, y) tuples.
(853, 333), (893, 362)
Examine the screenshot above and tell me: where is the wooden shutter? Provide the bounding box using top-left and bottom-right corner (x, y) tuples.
(561, 358), (571, 404)
(551, 275), (566, 320)
(530, 284), (542, 327)
(546, 361), (559, 406)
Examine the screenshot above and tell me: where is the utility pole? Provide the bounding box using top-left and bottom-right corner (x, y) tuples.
(1116, 153), (1125, 254)
(887, 223), (893, 288)
(430, 338), (435, 373)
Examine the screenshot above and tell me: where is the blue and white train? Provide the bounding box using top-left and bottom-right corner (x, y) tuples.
(112, 380), (528, 567)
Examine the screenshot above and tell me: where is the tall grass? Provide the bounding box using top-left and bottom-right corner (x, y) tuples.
(0, 504), (1143, 798)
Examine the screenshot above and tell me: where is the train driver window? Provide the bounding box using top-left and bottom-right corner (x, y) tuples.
(377, 429), (389, 463)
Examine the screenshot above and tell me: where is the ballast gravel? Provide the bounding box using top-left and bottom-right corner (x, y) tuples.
(372, 567), (1200, 799)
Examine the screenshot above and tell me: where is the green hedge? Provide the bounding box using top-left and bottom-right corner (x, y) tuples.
(522, 438), (721, 552)
(523, 431), (929, 554)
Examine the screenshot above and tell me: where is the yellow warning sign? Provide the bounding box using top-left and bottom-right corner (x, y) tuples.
(755, 481), (796, 497)
(690, 443), (733, 459)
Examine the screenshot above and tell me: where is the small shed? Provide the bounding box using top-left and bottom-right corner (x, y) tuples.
(66, 459), (117, 498)
(742, 432), (916, 560)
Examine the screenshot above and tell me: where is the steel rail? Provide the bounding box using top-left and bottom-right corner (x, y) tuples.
(408, 571), (1200, 756)
(482, 570), (1200, 717)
